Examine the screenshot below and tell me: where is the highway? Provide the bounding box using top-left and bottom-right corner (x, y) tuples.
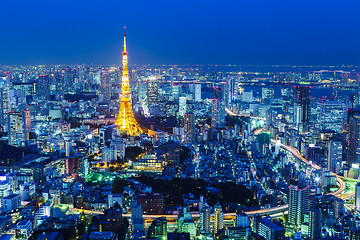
(226, 107), (347, 199)
(225, 107), (265, 120)
(70, 204), (288, 219)
(274, 140), (346, 198)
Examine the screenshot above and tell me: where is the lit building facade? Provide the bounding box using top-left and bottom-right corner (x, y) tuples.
(288, 181), (310, 226)
(317, 101), (344, 134)
(184, 112), (195, 144)
(211, 99), (225, 129)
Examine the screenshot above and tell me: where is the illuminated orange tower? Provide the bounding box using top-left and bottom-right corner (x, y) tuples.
(115, 28), (143, 135)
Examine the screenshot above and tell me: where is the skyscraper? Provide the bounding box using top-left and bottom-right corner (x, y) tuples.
(348, 115), (360, 167)
(214, 202), (224, 235)
(147, 77), (158, 105)
(294, 86), (311, 125)
(100, 70), (111, 102)
(8, 110), (31, 147)
(328, 140), (342, 174)
(228, 77), (237, 103)
(355, 182), (360, 214)
(179, 97), (187, 117)
(317, 101), (344, 134)
(288, 181), (310, 226)
(115, 28), (143, 135)
(211, 99), (225, 129)
(194, 84), (201, 102)
(222, 82), (229, 106)
(184, 113), (195, 144)
(36, 75), (50, 100)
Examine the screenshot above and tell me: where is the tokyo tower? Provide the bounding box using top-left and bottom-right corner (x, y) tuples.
(115, 28), (143, 135)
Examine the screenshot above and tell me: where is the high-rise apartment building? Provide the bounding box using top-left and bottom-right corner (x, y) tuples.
(288, 181), (310, 226)
(214, 202), (224, 235)
(200, 206), (211, 234)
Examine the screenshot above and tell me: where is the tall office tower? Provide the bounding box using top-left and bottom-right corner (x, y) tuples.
(288, 181), (310, 226)
(184, 113), (195, 144)
(301, 208), (321, 240)
(356, 182), (360, 214)
(294, 86), (311, 125)
(317, 101), (344, 134)
(100, 70), (111, 102)
(328, 140), (342, 174)
(115, 29), (143, 135)
(131, 201), (144, 233)
(262, 88), (274, 104)
(348, 115), (360, 167)
(0, 79), (9, 126)
(228, 77), (237, 103)
(214, 202), (224, 235)
(293, 105), (302, 125)
(211, 99), (225, 129)
(200, 206), (211, 234)
(8, 110), (31, 147)
(222, 82), (230, 105)
(194, 84), (201, 102)
(147, 77), (158, 105)
(36, 75), (50, 100)
(179, 97), (187, 117)
(170, 68), (174, 86)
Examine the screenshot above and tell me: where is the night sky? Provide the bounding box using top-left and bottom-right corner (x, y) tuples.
(1, 0), (360, 65)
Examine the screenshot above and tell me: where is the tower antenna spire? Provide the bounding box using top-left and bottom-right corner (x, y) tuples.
(123, 26), (127, 53)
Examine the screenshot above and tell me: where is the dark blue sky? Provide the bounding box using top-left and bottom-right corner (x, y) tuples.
(1, 0), (359, 65)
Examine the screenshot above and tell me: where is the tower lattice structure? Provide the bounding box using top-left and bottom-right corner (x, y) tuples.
(115, 28), (143, 135)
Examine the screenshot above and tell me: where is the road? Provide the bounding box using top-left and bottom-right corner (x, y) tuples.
(274, 140), (346, 198)
(226, 107), (347, 198)
(225, 108), (265, 120)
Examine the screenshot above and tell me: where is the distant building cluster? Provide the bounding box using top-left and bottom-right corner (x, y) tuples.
(1, 41), (360, 240)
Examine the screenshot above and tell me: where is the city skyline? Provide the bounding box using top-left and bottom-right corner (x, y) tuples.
(1, 0), (360, 66)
